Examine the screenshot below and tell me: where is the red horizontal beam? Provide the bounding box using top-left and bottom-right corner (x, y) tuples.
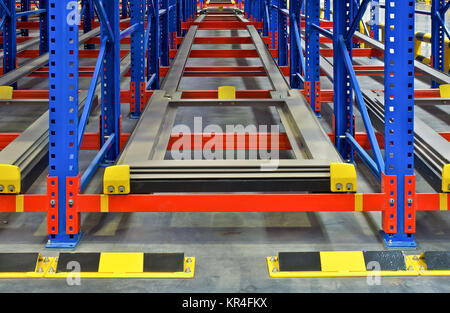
(167, 133), (292, 151)
(180, 90), (272, 99)
(320, 48), (384, 58)
(77, 193), (385, 213)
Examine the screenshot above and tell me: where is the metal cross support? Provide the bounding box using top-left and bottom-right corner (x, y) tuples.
(381, 0), (416, 248)
(46, 0), (82, 248)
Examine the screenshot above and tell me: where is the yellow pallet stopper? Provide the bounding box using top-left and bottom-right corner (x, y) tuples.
(218, 86), (236, 99)
(103, 165), (130, 195)
(330, 162), (357, 192)
(440, 84), (450, 98)
(0, 164), (21, 194)
(0, 86), (13, 100)
(442, 164), (450, 193)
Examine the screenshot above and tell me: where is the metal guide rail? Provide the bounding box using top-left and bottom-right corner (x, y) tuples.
(117, 10), (343, 193)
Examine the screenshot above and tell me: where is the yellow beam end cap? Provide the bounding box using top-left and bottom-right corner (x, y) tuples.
(440, 84), (450, 98)
(330, 162), (357, 192)
(0, 164), (21, 194)
(0, 86), (13, 100)
(218, 86), (236, 99)
(103, 165), (130, 195)
(442, 164), (450, 192)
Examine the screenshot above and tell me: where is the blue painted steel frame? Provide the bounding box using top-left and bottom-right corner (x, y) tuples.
(333, 0), (354, 163)
(381, 0), (416, 248)
(305, 0), (320, 114)
(1, 0), (17, 88)
(130, 0), (146, 117)
(20, 0), (30, 36)
(39, 0), (49, 54)
(431, 0), (447, 88)
(289, 0), (305, 89)
(46, 0), (82, 248)
(83, 0), (96, 49)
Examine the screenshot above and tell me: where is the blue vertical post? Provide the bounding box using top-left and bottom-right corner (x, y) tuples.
(83, 0), (95, 49)
(263, 0), (269, 36)
(46, 0), (81, 248)
(39, 0), (49, 54)
(369, 0), (379, 41)
(324, 0), (331, 20)
(333, 0), (354, 162)
(353, 0), (361, 48)
(122, 0), (129, 18)
(101, 0), (121, 162)
(148, 0), (160, 89)
(277, 0), (288, 66)
(3, 0), (16, 87)
(289, 0), (302, 89)
(169, 0), (177, 52)
(305, 0), (321, 114)
(161, 0), (170, 66)
(20, 0), (30, 36)
(382, 0), (416, 247)
(130, 0), (146, 117)
(431, 0), (444, 88)
(270, 0), (277, 49)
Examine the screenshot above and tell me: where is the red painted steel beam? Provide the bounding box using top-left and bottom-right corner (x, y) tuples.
(76, 193), (385, 213)
(166, 133), (292, 150)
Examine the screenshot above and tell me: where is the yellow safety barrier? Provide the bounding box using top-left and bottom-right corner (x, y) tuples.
(0, 86), (13, 100)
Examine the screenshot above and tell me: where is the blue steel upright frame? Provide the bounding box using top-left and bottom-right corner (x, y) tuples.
(1, 0), (17, 88)
(304, 0), (321, 114)
(46, 0), (194, 247)
(47, 0), (82, 248)
(381, 0), (416, 247)
(431, 0), (450, 87)
(252, 0), (417, 247)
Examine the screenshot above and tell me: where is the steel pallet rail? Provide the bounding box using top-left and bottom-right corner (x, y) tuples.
(0, 0), (448, 251)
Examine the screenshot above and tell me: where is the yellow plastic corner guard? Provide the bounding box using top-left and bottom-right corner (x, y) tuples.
(0, 86), (13, 100)
(218, 86), (236, 99)
(0, 164), (21, 194)
(103, 165), (130, 195)
(442, 164), (450, 193)
(330, 162), (357, 192)
(439, 84), (450, 98)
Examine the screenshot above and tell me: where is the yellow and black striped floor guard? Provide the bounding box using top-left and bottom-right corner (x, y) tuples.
(267, 250), (450, 278)
(0, 253), (195, 278)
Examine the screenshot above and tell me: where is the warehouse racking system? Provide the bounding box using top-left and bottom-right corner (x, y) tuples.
(0, 0), (449, 279)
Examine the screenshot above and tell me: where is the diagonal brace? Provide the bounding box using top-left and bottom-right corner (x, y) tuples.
(345, 0), (370, 44)
(338, 35), (385, 174)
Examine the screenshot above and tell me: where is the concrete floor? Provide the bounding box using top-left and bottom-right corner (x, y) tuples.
(0, 5), (449, 292)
